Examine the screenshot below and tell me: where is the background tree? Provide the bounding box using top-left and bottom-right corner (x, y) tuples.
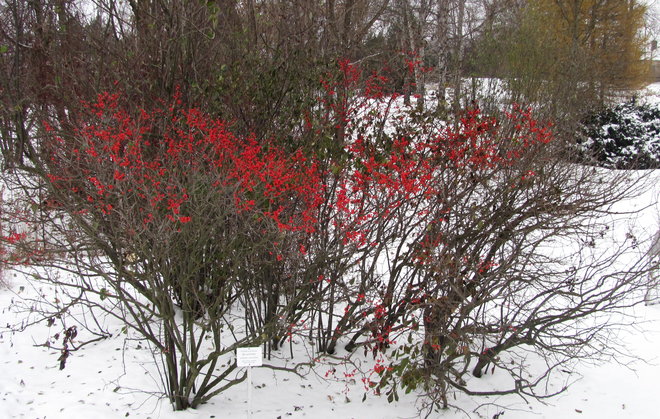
(0, 0), (391, 167)
(470, 0), (649, 138)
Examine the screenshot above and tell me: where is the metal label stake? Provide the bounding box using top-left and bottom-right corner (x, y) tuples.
(237, 347), (263, 419)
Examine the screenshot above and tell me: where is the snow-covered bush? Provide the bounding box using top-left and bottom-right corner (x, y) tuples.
(576, 100), (660, 169)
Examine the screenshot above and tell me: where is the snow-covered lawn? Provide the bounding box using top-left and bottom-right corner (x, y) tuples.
(0, 175), (657, 419)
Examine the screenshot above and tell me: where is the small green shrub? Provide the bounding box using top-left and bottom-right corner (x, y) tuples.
(577, 100), (660, 169)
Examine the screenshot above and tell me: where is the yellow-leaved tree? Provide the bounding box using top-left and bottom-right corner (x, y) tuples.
(534, 0), (648, 89)
(477, 0), (649, 137)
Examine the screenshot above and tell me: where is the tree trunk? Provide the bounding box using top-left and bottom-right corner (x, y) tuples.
(452, 0), (465, 115)
(436, 0), (451, 108)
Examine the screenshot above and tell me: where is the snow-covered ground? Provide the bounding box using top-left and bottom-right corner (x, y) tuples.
(641, 83), (660, 106)
(1, 87), (659, 419)
(1, 174), (657, 419)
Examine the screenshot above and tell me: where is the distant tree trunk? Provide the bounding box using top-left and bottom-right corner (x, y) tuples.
(416, 44), (426, 111)
(400, 0), (413, 105)
(413, 1), (429, 112)
(398, 0), (431, 110)
(246, 0), (258, 48)
(452, 0), (465, 114)
(342, 0), (356, 52)
(436, 0), (451, 108)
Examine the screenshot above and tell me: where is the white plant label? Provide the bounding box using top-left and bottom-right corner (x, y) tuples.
(237, 347), (262, 367)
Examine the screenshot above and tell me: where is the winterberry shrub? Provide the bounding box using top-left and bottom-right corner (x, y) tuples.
(303, 61), (654, 414)
(6, 58), (655, 415)
(33, 90), (326, 409)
